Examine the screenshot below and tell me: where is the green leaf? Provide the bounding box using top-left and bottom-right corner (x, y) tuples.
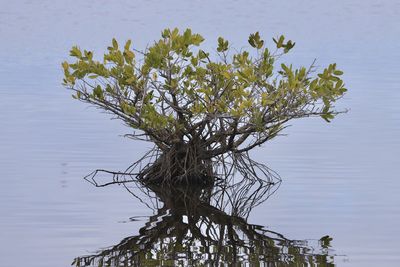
(283, 40), (295, 53)
(93, 85), (104, 99)
(321, 112), (334, 122)
(124, 39), (132, 50)
(171, 28), (179, 38)
(281, 63), (289, 73)
(61, 61), (69, 72)
(217, 37), (229, 52)
(273, 35), (285, 48)
(123, 50), (135, 62)
(112, 38), (118, 50)
(190, 57), (198, 66)
(70, 46), (82, 58)
(333, 70), (343, 75)
(192, 34), (204, 45)
(161, 28), (170, 38)
(248, 35), (256, 48)
(84, 50), (93, 60)
(248, 32), (264, 49)
(183, 28), (192, 41)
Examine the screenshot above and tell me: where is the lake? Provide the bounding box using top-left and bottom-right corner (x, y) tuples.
(0, 0), (399, 266)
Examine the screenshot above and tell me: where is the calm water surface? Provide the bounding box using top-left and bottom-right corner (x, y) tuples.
(1, 0), (399, 266)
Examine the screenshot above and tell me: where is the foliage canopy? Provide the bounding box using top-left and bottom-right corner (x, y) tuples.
(62, 28), (346, 183)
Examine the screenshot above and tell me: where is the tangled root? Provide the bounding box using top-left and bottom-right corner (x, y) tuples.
(84, 146), (281, 192)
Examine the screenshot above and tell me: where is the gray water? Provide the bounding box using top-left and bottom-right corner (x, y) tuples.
(1, 0), (399, 266)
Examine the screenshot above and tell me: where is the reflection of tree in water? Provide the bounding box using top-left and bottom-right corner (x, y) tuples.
(73, 164), (336, 267)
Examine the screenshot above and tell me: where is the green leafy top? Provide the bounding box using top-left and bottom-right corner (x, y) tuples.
(62, 28), (346, 155)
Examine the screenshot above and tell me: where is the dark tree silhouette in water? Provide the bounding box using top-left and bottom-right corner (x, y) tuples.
(62, 28), (346, 184)
(73, 175), (337, 267)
